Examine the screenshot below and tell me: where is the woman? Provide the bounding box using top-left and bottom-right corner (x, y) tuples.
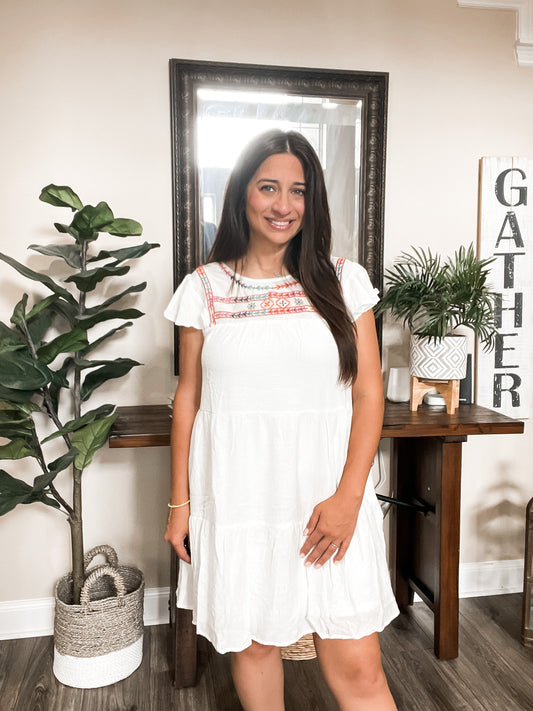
(164, 130), (398, 710)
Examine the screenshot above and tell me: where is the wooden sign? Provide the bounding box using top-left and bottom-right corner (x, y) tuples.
(477, 157), (532, 418)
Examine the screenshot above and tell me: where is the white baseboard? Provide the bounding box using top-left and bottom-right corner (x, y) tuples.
(0, 559), (525, 640)
(458, 559), (524, 598)
(0, 587), (170, 641)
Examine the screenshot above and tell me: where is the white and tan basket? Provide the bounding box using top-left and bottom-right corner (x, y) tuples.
(53, 545), (144, 688)
(281, 633), (317, 660)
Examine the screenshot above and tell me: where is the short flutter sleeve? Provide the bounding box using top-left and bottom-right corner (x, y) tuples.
(164, 271), (208, 330)
(337, 258), (380, 322)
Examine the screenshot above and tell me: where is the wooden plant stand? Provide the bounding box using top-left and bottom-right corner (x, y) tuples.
(410, 376), (460, 415)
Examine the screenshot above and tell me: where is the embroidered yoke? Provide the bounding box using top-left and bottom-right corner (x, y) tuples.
(164, 258), (399, 653)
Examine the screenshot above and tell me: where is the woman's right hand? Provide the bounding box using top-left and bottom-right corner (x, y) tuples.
(164, 506), (191, 564)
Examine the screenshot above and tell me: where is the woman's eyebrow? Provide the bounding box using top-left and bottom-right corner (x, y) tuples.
(257, 178), (307, 186)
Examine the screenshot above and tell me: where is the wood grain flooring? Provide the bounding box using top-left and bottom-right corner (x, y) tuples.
(1, 594), (532, 710)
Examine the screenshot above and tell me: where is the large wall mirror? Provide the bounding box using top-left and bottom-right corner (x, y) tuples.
(169, 59), (388, 370)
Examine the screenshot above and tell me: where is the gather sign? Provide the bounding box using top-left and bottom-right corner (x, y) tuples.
(477, 157), (532, 419)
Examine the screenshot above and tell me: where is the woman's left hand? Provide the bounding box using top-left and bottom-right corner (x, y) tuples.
(299, 492), (362, 567)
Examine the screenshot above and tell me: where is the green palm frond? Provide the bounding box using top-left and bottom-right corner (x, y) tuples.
(375, 244), (497, 350)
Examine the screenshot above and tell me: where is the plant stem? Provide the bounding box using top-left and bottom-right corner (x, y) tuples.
(49, 482), (72, 515)
(70, 240), (88, 604)
(70, 466), (84, 604)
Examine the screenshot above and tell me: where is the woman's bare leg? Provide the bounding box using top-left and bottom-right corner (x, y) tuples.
(230, 641), (285, 711)
(314, 633), (397, 711)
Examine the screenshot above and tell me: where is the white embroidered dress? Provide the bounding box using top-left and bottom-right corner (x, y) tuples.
(164, 258), (399, 653)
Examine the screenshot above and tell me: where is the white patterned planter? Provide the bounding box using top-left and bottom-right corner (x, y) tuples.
(409, 335), (468, 380)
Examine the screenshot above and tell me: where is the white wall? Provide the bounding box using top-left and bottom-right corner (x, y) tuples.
(0, 0), (531, 609)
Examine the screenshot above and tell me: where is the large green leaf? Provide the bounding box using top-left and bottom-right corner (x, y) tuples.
(54, 223), (81, 241)
(37, 328), (88, 364)
(77, 308), (143, 330)
(0, 439), (37, 461)
(0, 322), (25, 353)
(28, 243), (82, 269)
(0, 426), (34, 440)
(48, 365), (70, 389)
(100, 218), (143, 236)
(0, 470), (33, 514)
(80, 358), (140, 401)
(82, 283), (146, 314)
(37, 493), (62, 509)
(0, 252), (77, 305)
(10, 294), (28, 326)
(72, 357), (115, 370)
(47, 449), (78, 476)
(25, 294), (60, 320)
(70, 414), (118, 469)
(0, 409), (35, 439)
(87, 242), (158, 264)
(80, 322), (132, 356)
(31, 469), (61, 494)
(50, 299), (78, 327)
(0, 352), (53, 389)
(0, 469), (61, 514)
(41, 404), (115, 443)
(0, 400), (40, 416)
(71, 202), (114, 241)
(0, 384), (36, 405)
(64, 264), (130, 292)
(26, 309), (54, 348)
(39, 184), (83, 211)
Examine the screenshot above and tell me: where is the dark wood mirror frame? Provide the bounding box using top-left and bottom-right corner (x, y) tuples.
(169, 58), (388, 371)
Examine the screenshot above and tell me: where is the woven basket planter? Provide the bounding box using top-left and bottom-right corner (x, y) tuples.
(53, 545), (144, 689)
(409, 335), (468, 381)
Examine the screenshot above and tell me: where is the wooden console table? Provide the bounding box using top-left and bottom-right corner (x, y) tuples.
(109, 402), (524, 683)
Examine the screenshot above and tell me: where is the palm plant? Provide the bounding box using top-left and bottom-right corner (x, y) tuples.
(0, 185), (159, 603)
(375, 244), (497, 350)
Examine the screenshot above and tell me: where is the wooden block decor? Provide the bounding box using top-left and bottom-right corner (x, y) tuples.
(410, 376), (460, 415)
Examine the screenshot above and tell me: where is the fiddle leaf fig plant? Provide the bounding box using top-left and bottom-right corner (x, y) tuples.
(0, 185), (159, 603)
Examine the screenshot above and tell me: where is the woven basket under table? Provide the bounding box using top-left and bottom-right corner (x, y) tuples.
(280, 633), (317, 660)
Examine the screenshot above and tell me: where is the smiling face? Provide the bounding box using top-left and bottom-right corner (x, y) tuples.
(245, 153), (306, 251)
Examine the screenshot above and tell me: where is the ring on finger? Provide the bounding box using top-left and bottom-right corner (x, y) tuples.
(329, 542), (340, 550)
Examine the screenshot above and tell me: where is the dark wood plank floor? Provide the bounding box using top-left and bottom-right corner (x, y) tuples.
(1, 594), (532, 710)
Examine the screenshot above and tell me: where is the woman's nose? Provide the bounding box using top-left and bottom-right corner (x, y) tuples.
(272, 191), (291, 214)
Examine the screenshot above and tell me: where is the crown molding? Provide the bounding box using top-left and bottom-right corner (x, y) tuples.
(458, 0), (533, 65)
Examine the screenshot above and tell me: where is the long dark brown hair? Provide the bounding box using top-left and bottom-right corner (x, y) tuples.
(208, 129), (357, 385)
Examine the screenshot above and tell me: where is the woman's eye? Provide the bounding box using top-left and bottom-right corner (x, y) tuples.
(259, 184), (275, 192)
(293, 188), (306, 197)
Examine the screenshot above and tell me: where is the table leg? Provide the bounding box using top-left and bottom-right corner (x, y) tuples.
(169, 549), (197, 687)
(390, 438), (415, 608)
(435, 437), (463, 659)
(391, 436), (464, 660)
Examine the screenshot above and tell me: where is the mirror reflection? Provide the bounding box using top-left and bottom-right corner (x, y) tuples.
(197, 88), (362, 263)
(169, 59), (388, 370)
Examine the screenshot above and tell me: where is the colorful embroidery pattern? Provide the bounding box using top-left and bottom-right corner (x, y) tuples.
(196, 259), (345, 325)
(214, 285), (315, 321)
(196, 266), (217, 326)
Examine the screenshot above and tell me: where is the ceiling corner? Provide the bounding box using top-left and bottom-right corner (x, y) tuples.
(457, 0), (533, 66)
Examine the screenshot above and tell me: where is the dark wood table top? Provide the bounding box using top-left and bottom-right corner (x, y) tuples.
(108, 402), (524, 448)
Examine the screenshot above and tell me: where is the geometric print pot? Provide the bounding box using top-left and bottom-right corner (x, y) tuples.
(409, 335), (468, 380)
